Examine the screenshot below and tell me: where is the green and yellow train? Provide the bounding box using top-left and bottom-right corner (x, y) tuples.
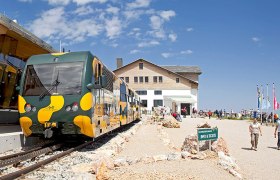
(18, 51), (141, 138)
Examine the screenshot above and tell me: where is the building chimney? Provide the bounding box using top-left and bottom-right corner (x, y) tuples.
(116, 58), (123, 69)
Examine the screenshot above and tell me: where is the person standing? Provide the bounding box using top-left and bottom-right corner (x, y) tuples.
(249, 118), (262, 151)
(274, 118), (280, 150)
(208, 110), (212, 119)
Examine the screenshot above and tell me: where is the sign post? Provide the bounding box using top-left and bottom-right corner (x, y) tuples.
(197, 128), (218, 152)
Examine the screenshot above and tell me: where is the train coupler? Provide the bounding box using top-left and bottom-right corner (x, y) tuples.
(44, 128), (53, 138)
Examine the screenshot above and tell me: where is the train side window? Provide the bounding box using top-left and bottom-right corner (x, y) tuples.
(94, 63), (102, 85)
(98, 63), (102, 76)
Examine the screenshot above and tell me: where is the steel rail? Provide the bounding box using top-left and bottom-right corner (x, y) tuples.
(0, 147), (42, 161)
(0, 140), (55, 160)
(0, 141), (93, 180)
(0, 144), (62, 168)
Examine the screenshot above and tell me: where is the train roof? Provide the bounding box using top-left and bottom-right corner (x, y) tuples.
(26, 51), (93, 64)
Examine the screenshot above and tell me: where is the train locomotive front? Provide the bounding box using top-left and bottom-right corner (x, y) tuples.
(18, 52), (97, 138)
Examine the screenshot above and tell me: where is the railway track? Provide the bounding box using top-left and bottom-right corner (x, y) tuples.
(0, 141), (93, 180)
(0, 120), (140, 180)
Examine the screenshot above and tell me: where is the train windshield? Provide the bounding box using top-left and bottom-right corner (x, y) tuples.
(23, 62), (84, 96)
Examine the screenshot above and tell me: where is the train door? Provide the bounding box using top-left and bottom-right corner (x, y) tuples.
(92, 59), (104, 136)
(119, 82), (127, 125)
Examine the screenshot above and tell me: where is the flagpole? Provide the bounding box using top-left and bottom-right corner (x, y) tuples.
(273, 83), (275, 124)
(257, 85), (260, 119)
(266, 84), (269, 124)
(60, 40), (62, 53)
(260, 85), (263, 124)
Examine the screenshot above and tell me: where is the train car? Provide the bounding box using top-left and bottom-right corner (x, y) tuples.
(18, 51), (140, 139)
(0, 61), (21, 124)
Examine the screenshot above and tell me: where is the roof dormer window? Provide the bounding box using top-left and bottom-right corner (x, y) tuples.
(139, 63), (143, 70)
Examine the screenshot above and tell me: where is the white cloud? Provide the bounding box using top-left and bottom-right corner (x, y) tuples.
(159, 10), (176, 21)
(28, 7), (103, 43)
(138, 40), (159, 47)
(18, 0), (32, 2)
(149, 11), (176, 39)
(181, 49), (193, 55)
(126, 0), (151, 9)
(73, 0), (107, 5)
(161, 52), (172, 58)
(130, 49), (140, 54)
(111, 43), (118, 47)
(29, 7), (66, 38)
(186, 27), (194, 32)
(47, 0), (71, 5)
(106, 6), (120, 14)
(128, 28), (141, 38)
(123, 10), (145, 21)
(132, 28), (140, 31)
(27, 0), (176, 48)
(252, 37), (260, 42)
(149, 15), (166, 39)
(74, 6), (94, 16)
(105, 17), (122, 39)
(168, 33), (177, 42)
(150, 15), (163, 30)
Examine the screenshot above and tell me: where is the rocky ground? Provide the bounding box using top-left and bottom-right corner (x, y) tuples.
(106, 116), (239, 180)
(2, 115), (278, 179)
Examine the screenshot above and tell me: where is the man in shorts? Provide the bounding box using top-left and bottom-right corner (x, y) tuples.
(274, 116), (280, 150)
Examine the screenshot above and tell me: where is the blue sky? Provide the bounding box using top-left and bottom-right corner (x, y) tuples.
(1, 0), (280, 112)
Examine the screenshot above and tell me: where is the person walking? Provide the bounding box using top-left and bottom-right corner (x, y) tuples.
(219, 109), (223, 120)
(249, 118), (262, 151)
(274, 117), (280, 150)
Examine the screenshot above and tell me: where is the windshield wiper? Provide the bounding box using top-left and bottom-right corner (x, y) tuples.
(39, 71), (60, 101)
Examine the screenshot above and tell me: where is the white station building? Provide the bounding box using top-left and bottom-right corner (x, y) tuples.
(113, 58), (202, 116)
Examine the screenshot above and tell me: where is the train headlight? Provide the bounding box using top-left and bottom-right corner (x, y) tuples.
(25, 103), (31, 112)
(65, 105), (71, 112)
(32, 106), (37, 112)
(72, 102), (79, 112)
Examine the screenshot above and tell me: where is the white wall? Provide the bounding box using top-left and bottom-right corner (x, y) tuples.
(139, 89), (198, 111)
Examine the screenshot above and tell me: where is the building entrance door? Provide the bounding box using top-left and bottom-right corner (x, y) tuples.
(181, 103), (190, 116)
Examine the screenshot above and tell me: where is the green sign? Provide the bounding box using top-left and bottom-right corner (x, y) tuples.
(197, 128), (218, 141)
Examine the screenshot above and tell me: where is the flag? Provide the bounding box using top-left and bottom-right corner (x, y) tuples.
(257, 85), (261, 109)
(262, 97), (271, 110)
(273, 84), (279, 110)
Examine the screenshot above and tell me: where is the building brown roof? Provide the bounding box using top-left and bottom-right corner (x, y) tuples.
(113, 58), (200, 85)
(160, 65), (202, 74)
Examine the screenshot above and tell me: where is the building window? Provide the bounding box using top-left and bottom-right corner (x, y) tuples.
(153, 99), (163, 107)
(139, 76), (143, 83)
(154, 90), (162, 95)
(153, 76), (157, 83)
(139, 63), (143, 70)
(134, 76), (138, 83)
(141, 100), (147, 107)
(136, 90), (147, 95)
(176, 78), (179, 83)
(145, 76), (149, 83)
(125, 77), (129, 83)
(120, 77), (124, 80)
(159, 76), (163, 83)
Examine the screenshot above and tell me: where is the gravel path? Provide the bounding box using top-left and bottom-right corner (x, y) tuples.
(110, 117), (237, 179)
(165, 117), (280, 180)
(117, 124), (171, 158)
